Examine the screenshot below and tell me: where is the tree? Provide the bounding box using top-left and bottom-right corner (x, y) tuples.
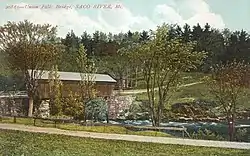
(63, 90), (84, 119)
(127, 30), (133, 39)
(0, 50), (11, 76)
(182, 23), (192, 42)
(48, 65), (63, 116)
(167, 24), (182, 40)
(80, 31), (92, 56)
(97, 32), (134, 90)
(100, 48), (130, 90)
(206, 61), (249, 141)
(76, 44), (97, 121)
(86, 98), (107, 122)
(132, 24), (206, 126)
(191, 23), (203, 41)
(92, 31), (101, 56)
(139, 30), (150, 42)
(0, 20), (61, 116)
(222, 30), (250, 63)
(199, 28), (225, 72)
(60, 30), (80, 71)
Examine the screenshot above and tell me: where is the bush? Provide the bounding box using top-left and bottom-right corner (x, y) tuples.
(86, 98), (107, 121)
(125, 101), (149, 120)
(63, 91), (84, 120)
(191, 128), (225, 141)
(235, 128), (247, 142)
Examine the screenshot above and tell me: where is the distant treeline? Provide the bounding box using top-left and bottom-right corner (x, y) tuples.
(1, 23), (250, 90)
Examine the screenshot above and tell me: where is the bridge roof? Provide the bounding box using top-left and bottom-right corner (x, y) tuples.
(28, 70), (116, 83)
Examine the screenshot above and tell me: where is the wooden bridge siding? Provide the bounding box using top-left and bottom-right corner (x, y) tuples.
(37, 80), (115, 99)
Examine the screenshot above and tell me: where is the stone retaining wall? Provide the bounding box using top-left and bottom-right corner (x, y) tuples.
(108, 95), (136, 119)
(0, 95), (136, 120)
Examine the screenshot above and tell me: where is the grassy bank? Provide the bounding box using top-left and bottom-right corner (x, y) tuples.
(134, 72), (206, 89)
(0, 117), (171, 137)
(0, 129), (249, 156)
(136, 82), (250, 108)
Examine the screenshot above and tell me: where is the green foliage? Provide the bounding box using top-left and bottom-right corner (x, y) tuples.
(206, 61), (249, 140)
(76, 44), (97, 121)
(125, 101), (149, 120)
(76, 44), (89, 73)
(170, 99), (217, 118)
(191, 129), (225, 141)
(57, 24), (250, 76)
(59, 124), (128, 134)
(0, 130), (248, 156)
(98, 47), (131, 90)
(86, 98), (107, 121)
(131, 25), (207, 126)
(0, 20), (62, 116)
(59, 30), (80, 72)
(134, 72), (205, 89)
(0, 117), (171, 138)
(48, 65), (63, 116)
(63, 91), (84, 119)
(1, 20), (250, 126)
(130, 130), (172, 137)
(0, 50), (11, 76)
(206, 61), (249, 108)
(235, 128), (248, 141)
(173, 83), (211, 101)
(77, 44), (97, 99)
(0, 20), (60, 72)
(2, 22), (250, 93)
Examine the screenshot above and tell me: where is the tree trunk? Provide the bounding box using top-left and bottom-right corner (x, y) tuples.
(106, 113), (109, 123)
(122, 79), (125, 90)
(151, 111), (160, 127)
(134, 67), (138, 88)
(83, 103), (87, 122)
(151, 115), (160, 127)
(28, 97), (34, 117)
(126, 78), (129, 88)
(151, 115), (156, 127)
(124, 78), (127, 89)
(228, 122), (233, 141)
(106, 98), (110, 124)
(118, 78), (123, 91)
(154, 110), (161, 127)
(125, 70), (129, 89)
(228, 119), (235, 141)
(157, 110), (162, 127)
(155, 122), (160, 127)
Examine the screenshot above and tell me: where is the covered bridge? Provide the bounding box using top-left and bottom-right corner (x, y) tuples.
(29, 70), (117, 99)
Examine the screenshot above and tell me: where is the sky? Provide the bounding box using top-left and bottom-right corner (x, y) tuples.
(0, 0), (249, 37)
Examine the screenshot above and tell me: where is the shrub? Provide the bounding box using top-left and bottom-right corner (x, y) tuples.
(63, 91), (84, 120)
(191, 128), (225, 141)
(235, 128), (247, 142)
(86, 98), (107, 121)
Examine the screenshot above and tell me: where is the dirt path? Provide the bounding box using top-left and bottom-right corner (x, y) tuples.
(0, 123), (249, 150)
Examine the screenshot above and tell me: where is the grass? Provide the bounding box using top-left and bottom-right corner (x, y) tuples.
(173, 82), (250, 108)
(133, 71), (250, 108)
(0, 117), (171, 137)
(134, 72), (206, 89)
(134, 72), (208, 102)
(171, 83), (212, 103)
(136, 82), (250, 108)
(131, 130), (172, 137)
(0, 129), (249, 156)
(135, 83), (208, 103)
